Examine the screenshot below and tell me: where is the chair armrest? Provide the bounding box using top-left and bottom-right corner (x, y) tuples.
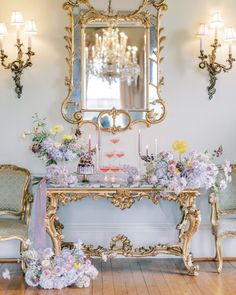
(209, 193), (219, 235)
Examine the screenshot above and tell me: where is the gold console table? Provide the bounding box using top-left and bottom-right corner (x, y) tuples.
(46, 186), (201, 276)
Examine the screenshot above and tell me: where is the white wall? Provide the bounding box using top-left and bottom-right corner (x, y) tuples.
(0, 0), (236, 258)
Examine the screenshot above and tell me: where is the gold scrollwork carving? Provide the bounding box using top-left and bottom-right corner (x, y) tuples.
(62, 0), (168, 132)
(46, 187), (200, 275)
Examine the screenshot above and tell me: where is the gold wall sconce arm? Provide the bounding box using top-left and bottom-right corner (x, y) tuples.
(197, 12), (236, 100)
(0, 13), (37, 99)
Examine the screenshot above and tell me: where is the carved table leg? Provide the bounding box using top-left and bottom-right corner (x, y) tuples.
(178, 194), (201, 276)
(46, 192), (64, 256)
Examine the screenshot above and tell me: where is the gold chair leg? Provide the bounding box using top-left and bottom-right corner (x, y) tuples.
(20, 241), (28, 272)
(216, 236), (223, 273)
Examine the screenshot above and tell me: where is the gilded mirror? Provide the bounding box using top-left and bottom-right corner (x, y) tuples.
(62, 0), (168, 133)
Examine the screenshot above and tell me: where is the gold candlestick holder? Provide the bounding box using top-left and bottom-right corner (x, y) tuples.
(0, 39), (35, 99)
(198, 38), (235, 100)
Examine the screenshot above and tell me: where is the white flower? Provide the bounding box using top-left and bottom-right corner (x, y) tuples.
(75, 275), (91, 288)
(41, 259), (51, 268)
(2, 269), (10, 280)
(101, 252), (108, 262)
(22, 249), (39, 260)
(220, 180), (227, 191)
(74, 240), (83, 249)
(85, 265), (98, 280)
(25, 239), (32, 246)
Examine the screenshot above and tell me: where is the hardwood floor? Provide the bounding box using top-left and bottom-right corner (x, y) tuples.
(1, 259), (236, 294)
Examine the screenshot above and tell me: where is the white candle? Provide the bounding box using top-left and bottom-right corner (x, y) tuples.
(215, 27), (218, 40)
(229, 42), (233, 55)
(96, 144), (99, 171)
(146, 145), (149, 156)
(200, 37), (203, 51)
(154, 138), (158, 156)
(138, 129), (141, 155)
(0, 36), (3, 51)
(16, 24), (20, 39)
(98, 128), (101, 149)
(28, 35), (32, 48)
(88, 134), (91, 155)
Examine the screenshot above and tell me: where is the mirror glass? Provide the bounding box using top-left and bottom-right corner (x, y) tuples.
(83, 25), (147, 111)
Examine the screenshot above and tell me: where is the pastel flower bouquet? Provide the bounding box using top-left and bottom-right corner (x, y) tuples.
(23, 114), (95, 185)
(21, 242), (98, 289)
(141, 141), (231, 195)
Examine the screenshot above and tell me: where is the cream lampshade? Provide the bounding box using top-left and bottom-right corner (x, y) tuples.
(0, 23), (8, 50)
(197, 23), (209, 37)
(10, 11), (24, 26)
(224, 27), (236, 54)
(24, 20), (37, 35)
(210, 11), (224, 29)
(197, 23), (209, 51)
(24, 20), (37, 47)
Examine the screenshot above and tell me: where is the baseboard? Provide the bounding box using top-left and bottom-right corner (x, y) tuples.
(193, 257), (236, 261)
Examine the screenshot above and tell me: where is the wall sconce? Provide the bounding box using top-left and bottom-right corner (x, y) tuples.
(197, 11), (236, 100)
(0, 11), (37, 99)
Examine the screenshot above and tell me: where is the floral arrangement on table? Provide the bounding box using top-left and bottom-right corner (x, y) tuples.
(141, 140), (231, 194)
(21, 242), (98, 289)
(122, 165), (139, 184)
(22, 114), (96, 185)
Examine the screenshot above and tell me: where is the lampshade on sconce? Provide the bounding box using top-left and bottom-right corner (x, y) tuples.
(24, 20), (37, 35)
(10, 11), (24, 26)
(0, 23), (8, 36)
(197, 11), (236, 100)
(210, 11), (224, 30)
(0, 11), (37, 98)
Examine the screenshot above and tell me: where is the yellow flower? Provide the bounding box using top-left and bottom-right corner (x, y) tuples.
(172, 140), (187, 155)
(175, 168), (180, 175)
(51, 124), (63, 134)
(41, 259), (51, 268)
(21, 132), (26, 139)
(74, 261), (81, 269)
(62, 134), (73, 142)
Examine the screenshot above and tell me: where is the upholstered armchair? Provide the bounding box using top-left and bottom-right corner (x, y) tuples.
(209, 165), (236, 273)
(0, 165), (33, 257)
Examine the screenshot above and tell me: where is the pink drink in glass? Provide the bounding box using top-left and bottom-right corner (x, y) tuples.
(100, 166), (110, 173)
(116, 152), (125, 158)
(110, 138), (120, 144)
(110, 167), (120, 173)
(105, 152), (114, 158)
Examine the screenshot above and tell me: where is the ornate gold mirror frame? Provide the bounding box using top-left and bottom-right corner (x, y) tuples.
(62, 0), (168, 133)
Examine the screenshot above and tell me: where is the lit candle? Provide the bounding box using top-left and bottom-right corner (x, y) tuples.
(98, 128), (101, 149)
(215, 27), (218, 40)
(200, 37), (203, 51)
(24, 20), (37, 48)
(0, 23), (8, 51)
(138, 129), (141, 155)
(0, 36), (3, 51)
(96, 144), (99, 171)
(229, 42), (233, 55)
(154, 138), (158, 156)
(88, 134), (91, 155)
(197, 23), (208, 51)
(28, 35), (32, 47)
(146, 145), (149, 156)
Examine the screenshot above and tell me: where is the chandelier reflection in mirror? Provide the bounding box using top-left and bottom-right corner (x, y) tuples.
(86, 0), (141, 85)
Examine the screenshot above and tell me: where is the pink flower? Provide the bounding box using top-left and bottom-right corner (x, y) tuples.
(67, 255), (75, 264)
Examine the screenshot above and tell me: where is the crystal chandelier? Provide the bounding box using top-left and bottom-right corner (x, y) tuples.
(86, 1), (141, 85)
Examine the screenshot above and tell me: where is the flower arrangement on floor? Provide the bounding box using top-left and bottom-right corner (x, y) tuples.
(22, 114), (95, 185)
(21, 242), (98, 289)
(141, 141), (231, 194)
